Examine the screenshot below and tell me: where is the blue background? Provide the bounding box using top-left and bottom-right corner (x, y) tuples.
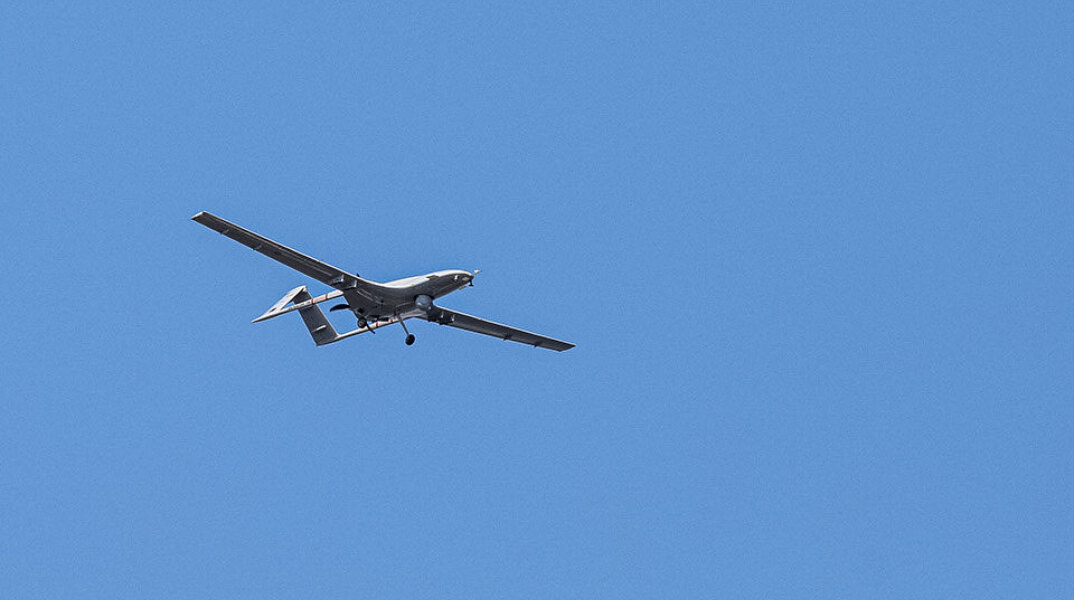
(1, 2), (1071, 597)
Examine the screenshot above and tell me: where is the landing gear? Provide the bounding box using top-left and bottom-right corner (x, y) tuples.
(398, 316), (416, 346)
(357, 317), (368, 329)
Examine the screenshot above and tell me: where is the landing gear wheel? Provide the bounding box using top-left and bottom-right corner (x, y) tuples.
(357, 317), (368, 329)
(405, 334), (416, 346)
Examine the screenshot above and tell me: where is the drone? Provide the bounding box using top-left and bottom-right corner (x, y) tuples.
(192, 212), (574, 351)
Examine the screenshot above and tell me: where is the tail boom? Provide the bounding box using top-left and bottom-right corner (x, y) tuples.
(252, 287), (345, 323)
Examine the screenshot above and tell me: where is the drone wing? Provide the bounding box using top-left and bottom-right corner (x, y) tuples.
(425, 306), (574, 352)
(191, 211), (363, 291)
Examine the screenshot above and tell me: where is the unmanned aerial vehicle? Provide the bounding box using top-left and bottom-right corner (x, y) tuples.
(192, 212), (574, 351)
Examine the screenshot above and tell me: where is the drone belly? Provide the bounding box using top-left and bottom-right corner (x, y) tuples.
(336, 276), (464, 324)
(343, 286), (413, 323)
(340, 289), (386, 320)
(427, 277), (468, 299)
(383, 281), (452, 317)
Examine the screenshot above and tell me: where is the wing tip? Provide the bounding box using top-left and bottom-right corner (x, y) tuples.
(536, 340), (575, 351)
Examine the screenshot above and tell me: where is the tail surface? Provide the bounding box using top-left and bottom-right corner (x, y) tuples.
(256, 285), (340, 346)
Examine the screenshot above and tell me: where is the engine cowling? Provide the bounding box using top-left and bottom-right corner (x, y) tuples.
(415, 294), (434, 312)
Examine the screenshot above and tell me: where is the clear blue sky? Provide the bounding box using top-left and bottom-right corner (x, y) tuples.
(1, 2), (1071, 597)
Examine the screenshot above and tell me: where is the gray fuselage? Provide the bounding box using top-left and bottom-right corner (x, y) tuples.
(345, 269), (472, 322)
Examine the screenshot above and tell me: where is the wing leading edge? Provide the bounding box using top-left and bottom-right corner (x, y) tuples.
(191, 211), (362, 290)
(426, 306), (575, 352)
